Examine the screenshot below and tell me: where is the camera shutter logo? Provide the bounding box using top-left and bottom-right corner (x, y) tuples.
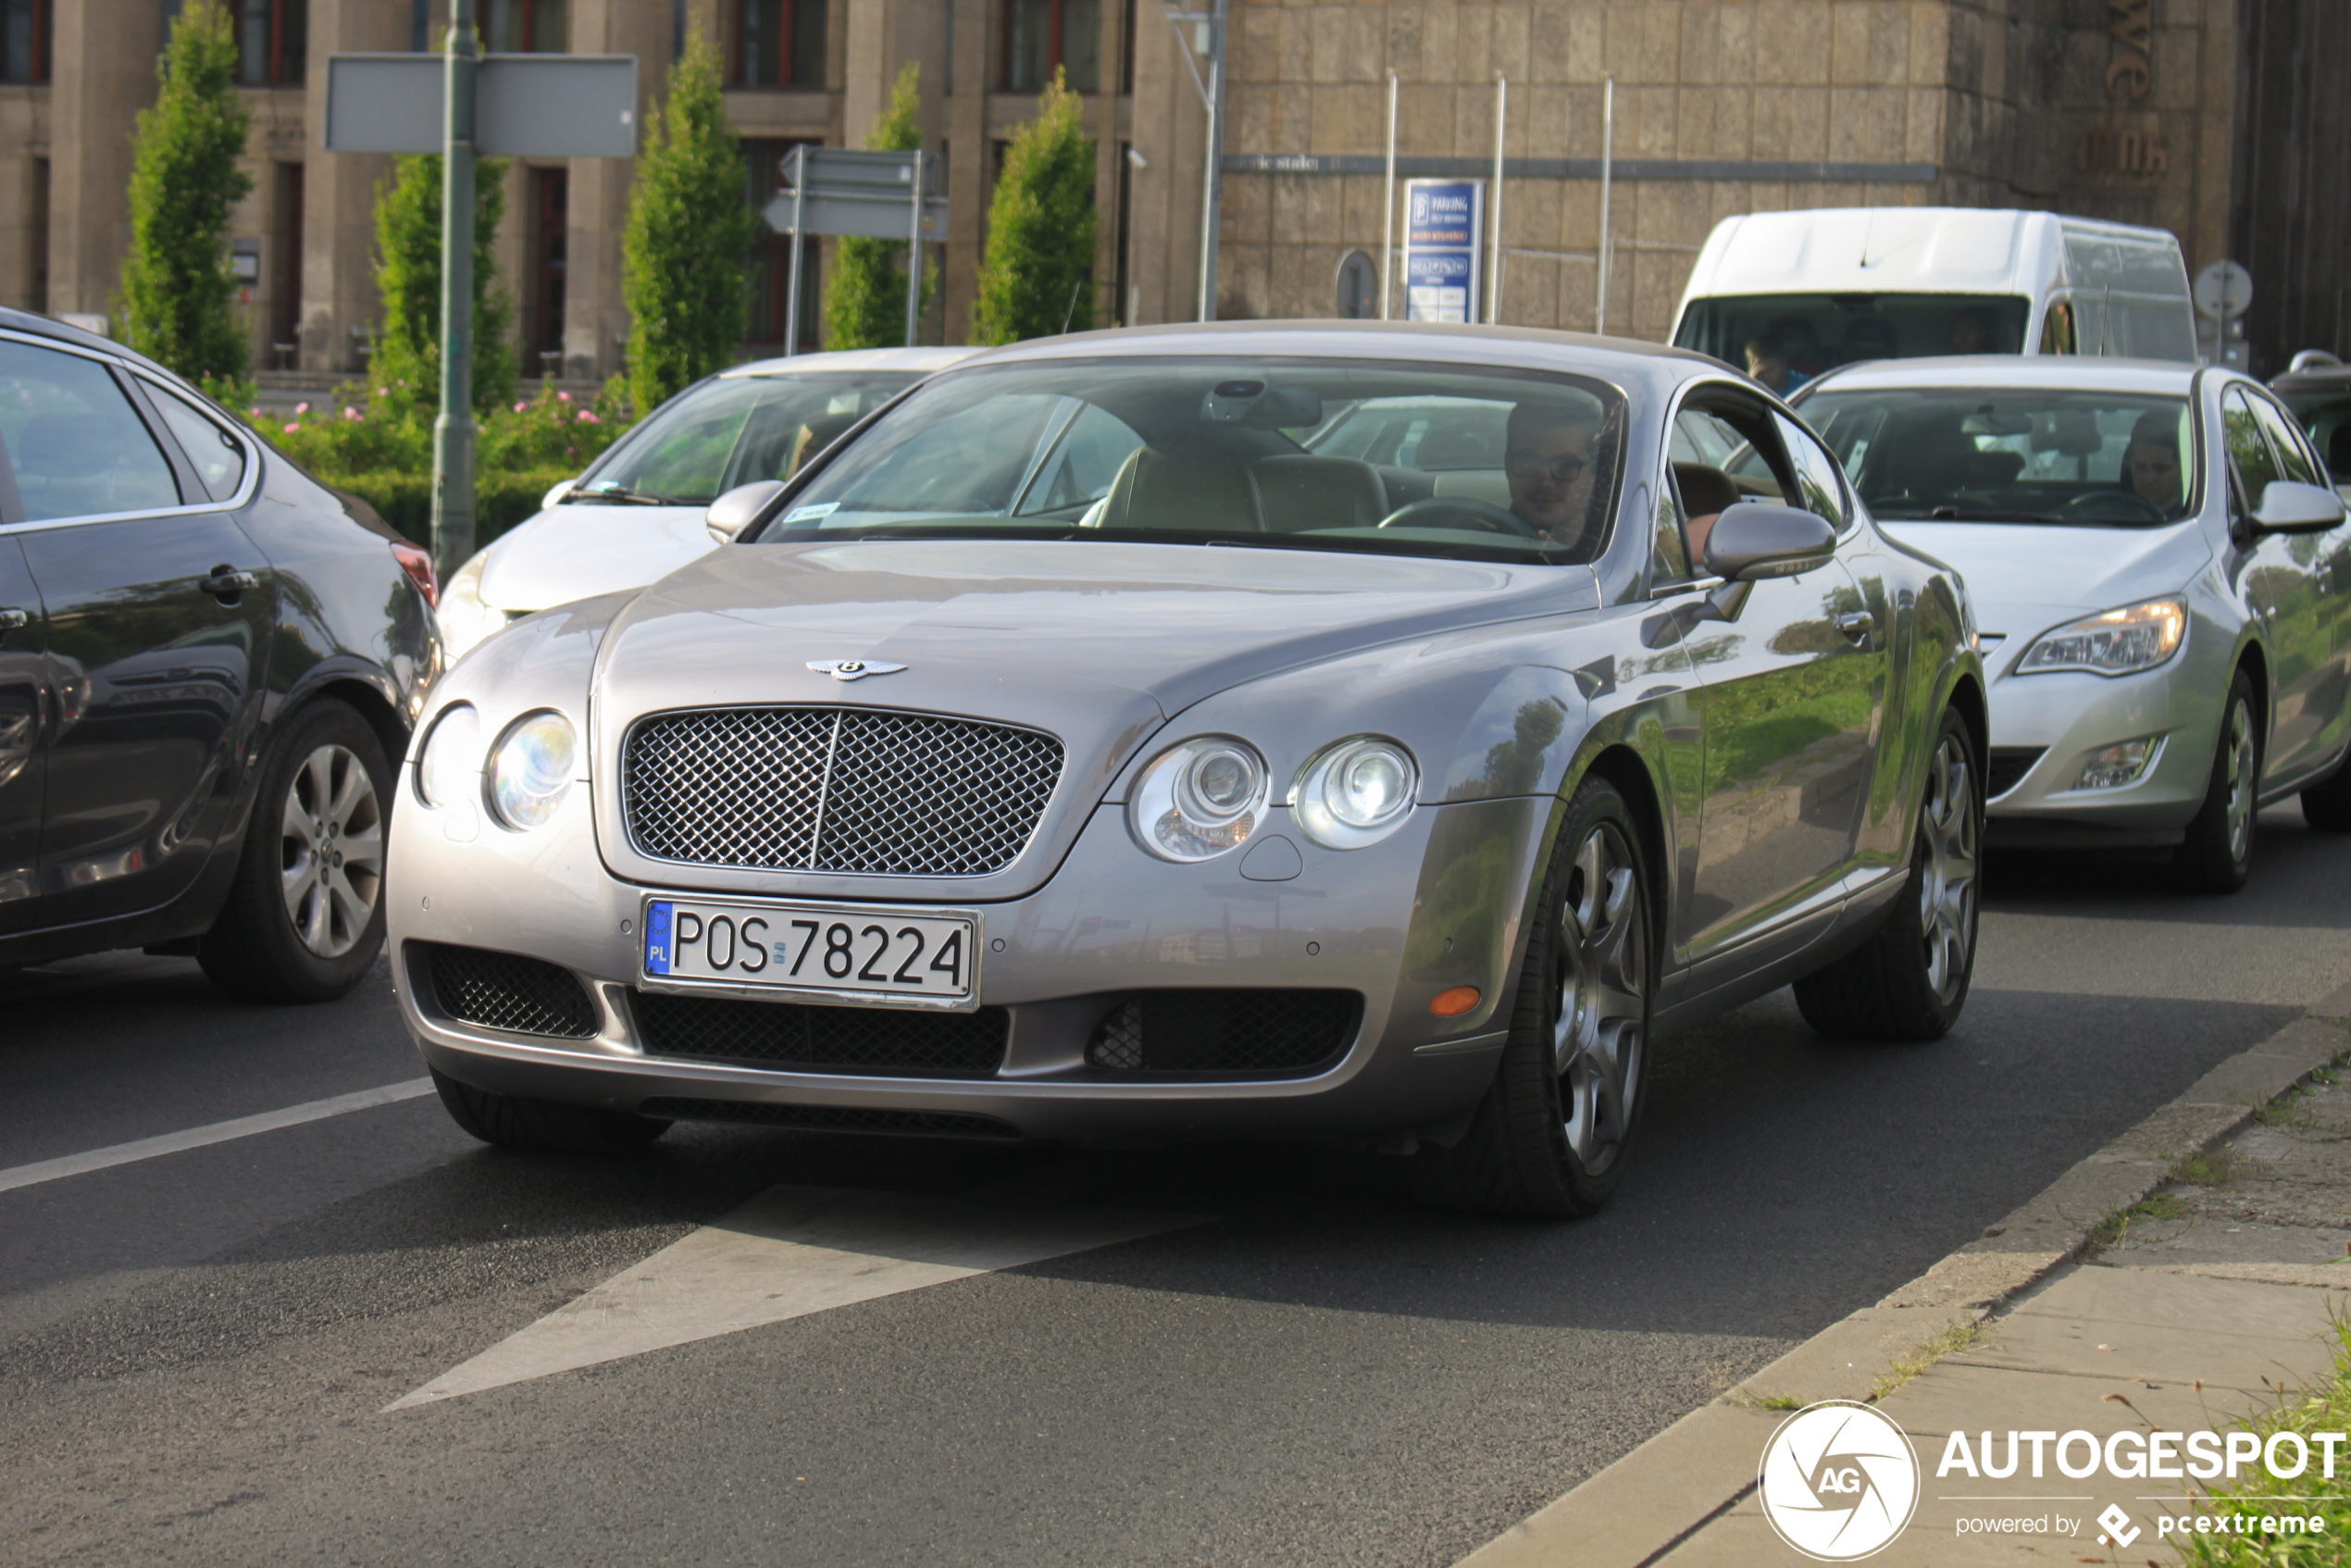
(1758, 1400), (1921, 1561)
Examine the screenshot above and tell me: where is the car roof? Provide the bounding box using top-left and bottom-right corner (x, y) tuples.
(719, 345), (982, 378)
(0, 305), (180, 379)
(2273, 368), (2351, 395)
(1798, 354), (2205, 396)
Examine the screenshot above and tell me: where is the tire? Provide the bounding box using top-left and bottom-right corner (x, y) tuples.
(198, 698), (393, 1003)
(2171, 671), (2260, 893)
(431, 1070), (672, 1153)
(2301, 753), (2351, 831)
(1413, 775), (1654, 1219)
(1794, 709), (1981, 1041)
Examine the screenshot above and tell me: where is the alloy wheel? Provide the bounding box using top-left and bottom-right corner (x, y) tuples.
(2222, 697), (2257, 866)
(1553, 822), (1647, 1176)
(280, 743), (383, 958)
(1917, 731), (1979, 1004)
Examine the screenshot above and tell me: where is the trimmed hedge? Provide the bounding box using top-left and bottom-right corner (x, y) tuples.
(330, 466), (578, 549)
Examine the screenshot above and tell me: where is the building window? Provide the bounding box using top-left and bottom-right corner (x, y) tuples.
(742, 141), (820, 352)
(731, 0), (825, 89)
(526, 168), (568, 371)
(1, 0), (50, 83)
(236, 0), (306, 86)
(271, 162), (304, 358)
(487, 0), (567, 54)
(1004, 0), (1098, 93)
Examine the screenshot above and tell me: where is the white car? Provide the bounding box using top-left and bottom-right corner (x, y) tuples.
(438, 347), (979, 658)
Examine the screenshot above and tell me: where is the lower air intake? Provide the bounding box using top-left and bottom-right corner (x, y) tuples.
(1086, 989), (1361, 1076)
(417, 942), (599, 1039)
(631, 989), (1008, 1076)
(639, 1098), (1019, 1140)
(1986, 746), (2046, 799)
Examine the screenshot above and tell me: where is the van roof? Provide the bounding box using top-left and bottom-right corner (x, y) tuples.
(1678, 207), (2184, 302)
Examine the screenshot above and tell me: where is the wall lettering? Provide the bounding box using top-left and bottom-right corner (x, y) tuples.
(2107, 0), (2152, 99)
(2076, 125), (2170, 175)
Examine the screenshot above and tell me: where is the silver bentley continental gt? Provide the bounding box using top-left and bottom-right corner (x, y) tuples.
(389, 323), (1986, 1218)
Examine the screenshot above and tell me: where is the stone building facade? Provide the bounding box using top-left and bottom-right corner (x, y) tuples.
(0, 0), (2341, 380)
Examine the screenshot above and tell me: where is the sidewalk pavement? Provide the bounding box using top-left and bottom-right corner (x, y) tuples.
(1462, 986), (2351, 1568)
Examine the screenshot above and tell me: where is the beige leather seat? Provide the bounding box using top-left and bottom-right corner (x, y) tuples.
(1094, 445), (1263, 531)
(1252, 455), (1387, 531)
(1673, 461), (1741, 565)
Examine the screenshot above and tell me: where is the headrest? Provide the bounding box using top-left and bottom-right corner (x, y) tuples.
(1252, 454), (1387, 531)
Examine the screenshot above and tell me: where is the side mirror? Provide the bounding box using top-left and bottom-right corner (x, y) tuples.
(541, 476), (579, 512)
(1701, 502), (1838, 582)
(705, 480), (786, 545)
(2254, 479), (2346, 535)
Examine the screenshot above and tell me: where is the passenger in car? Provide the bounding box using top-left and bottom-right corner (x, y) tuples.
(2123, 408), (2183, 510)
(1503, 400), (1606, 551)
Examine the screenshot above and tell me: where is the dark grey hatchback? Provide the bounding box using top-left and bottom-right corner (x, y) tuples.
(0, 309), (440, 1000)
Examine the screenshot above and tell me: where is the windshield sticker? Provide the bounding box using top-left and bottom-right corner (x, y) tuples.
(783, 503), (840, 524)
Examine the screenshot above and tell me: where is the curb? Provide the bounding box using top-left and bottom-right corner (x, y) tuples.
(1455, 979), (2351, 1568)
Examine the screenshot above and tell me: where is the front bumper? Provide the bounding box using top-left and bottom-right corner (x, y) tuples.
(1980, 658), (2220, 846)
(389, 791), (1543, 1142)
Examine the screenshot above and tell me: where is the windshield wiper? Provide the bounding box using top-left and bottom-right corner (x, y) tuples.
(563, 482), (697, 506)
(1921, 506), (2059, 523)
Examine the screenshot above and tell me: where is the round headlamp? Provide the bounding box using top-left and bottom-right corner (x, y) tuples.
(487, 711), (578, 829)
(415, 703), (481, 809)
(1291, 736), (1418, 849)
(1128, 736), (1270, 862)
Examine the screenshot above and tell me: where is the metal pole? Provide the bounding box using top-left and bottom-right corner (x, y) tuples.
(783, 145), (806, 358)
(1595, 75), (1614, 337)
(429, 0), (479, 578)
(1379, 71), (1397, 321)
(903, 149), (924, 347)
(1196, 0), (1227, 322)
(1487, 76), (1506, 325)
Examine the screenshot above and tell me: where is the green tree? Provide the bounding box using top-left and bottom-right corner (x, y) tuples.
(972, 69), (1098, 346)
(117, 0), (253, 382)
(823, 62), (938, 350)
(368, 153), (517, 415)
(624, 35), (759, 414)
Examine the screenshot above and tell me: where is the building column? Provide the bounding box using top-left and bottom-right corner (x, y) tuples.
(566, 0), (676, 384)
(47, 0), (155, 327)
(299, 1), (408, 373)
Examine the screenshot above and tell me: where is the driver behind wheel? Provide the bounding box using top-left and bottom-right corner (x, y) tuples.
(1505, 400), (1606, 552)
(2123, 408), (2183, 511)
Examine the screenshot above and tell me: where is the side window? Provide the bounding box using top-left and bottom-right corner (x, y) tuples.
(1672, 396), (1795, 573)
(143, 380), (249, 502)
(2248, 393), (2324, 489)
(1774, 412), (1852, 535)
(1648, 487), (1692, 590)
(0, 340), (182, 522)
(2221, 386), (2283, 512)
(1018, 402), (1145, 515)
(2038, 300), (2077, 355)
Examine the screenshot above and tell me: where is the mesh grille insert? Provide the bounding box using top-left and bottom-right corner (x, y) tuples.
(622, 706), (1063, 877)
(1085, 989), (1361, 1076)
(417, 942), (599, 1039)
(1986, 746), (2046, 799)
(632, 989), (1009, 1076)
(639, 1098), (1019, 1140)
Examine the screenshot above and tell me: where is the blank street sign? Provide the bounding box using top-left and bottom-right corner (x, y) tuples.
(762, 147), (949, 243)
(325, 55), (639, 158)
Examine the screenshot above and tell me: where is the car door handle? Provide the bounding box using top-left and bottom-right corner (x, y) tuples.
(1835, 611), (1875, 644)
(0, 607), (25, 632)
(202, 566), (259, 599)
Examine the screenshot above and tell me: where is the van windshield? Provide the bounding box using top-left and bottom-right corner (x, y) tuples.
(1673, 293), (2033, 380)
(1795, 387), (2196, 528)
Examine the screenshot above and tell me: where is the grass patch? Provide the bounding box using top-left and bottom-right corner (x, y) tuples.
(2172, 1150), (2250, 1188)
(2175, 1311), (2351, 1565)
(2088, 1190), (2199, 1255)
(1867, 1319), (1988, 1403)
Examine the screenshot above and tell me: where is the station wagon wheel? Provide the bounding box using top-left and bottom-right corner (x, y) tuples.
(1413, 774), (1655, 1219)
(279, 742), (383, 959)
(1793, 707), (1981, 1041)
(2171, 670), (2261, 893)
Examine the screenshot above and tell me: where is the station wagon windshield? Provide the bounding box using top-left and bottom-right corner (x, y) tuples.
(755, 359), (1626, 565)
(1796, 387), (2196, 527)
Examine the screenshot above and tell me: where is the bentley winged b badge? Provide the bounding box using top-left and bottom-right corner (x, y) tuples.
(807, 659), (907, 682)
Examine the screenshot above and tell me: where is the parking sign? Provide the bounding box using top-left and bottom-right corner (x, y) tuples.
(1402, 179), (1484, 325)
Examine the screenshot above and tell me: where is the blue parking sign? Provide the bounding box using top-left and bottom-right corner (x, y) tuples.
(1402, 179), (1484, 325)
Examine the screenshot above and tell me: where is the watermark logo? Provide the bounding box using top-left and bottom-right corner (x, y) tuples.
(2097, 1504), (2141, 1548)
(1759, 1401), (1922, 1561)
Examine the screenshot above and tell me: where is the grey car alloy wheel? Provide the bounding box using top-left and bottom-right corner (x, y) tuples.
(280, 742), (384, 958)
(2220, 695), (2257, 866)
(1555, 820), (1646, 1176)
(1916, 731), (1978, 1006)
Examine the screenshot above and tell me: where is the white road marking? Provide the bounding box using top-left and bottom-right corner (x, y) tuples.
(387, 1182), (1201, 1411)
(0, 1078), (436, 1196)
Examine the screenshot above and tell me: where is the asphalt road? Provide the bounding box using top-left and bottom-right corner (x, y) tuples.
(4, 807), (2348, 1568)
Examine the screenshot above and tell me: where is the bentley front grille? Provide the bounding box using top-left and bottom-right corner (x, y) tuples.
(416, 942), (600, 1039)
(622, 706), (1063, 877)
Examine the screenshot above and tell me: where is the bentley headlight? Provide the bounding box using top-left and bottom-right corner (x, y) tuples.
(415, 703), (481, 808)
(436, 551), (510, 661)
(2017, 598), (2185, 676)
(1128, 736), (1269, 861)
(487, 711), (578, 829)
(1291, 736), (1419, 849)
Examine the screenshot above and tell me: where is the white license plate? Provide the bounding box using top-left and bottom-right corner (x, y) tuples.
(641, 897), (977, 1006)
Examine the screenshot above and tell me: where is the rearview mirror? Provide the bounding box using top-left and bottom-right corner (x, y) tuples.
(705, 480), (786, 544)
(2254, 479), (2346, 534)
(1702, 502), (1838, 582)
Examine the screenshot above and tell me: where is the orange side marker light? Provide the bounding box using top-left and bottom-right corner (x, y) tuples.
(1430, 986), (1481, 1017)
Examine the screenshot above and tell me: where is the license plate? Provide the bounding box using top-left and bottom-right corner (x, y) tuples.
(641, 897), (978, 1007)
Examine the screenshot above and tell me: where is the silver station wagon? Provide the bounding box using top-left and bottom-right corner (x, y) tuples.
(389, 324), (1985, 1218)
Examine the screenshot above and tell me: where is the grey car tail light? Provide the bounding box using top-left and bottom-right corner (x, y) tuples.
(621, 706), (1064, 877)
(1087, 990), (1362, 1076)
(416, 942), (600, 1039)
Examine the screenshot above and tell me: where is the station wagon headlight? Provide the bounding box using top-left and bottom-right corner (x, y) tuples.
(2016, 598), (2185, 676)
(487, 711), (578, 829)
(415, 703), (481, 808)
(1291, 737), (1419, 849)
(1128, 736), (1270, 861)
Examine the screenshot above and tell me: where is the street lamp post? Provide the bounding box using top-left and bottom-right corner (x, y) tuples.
(432, 0), (479, 577)
(1164, 0), (1228, 324)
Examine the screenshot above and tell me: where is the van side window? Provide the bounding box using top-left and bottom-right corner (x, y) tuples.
(2038, 300), (2077, 355)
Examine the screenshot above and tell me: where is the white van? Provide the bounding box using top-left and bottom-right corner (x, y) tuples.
(1670, 207), (2198, 376)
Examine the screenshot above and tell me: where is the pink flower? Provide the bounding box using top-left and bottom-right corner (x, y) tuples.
(514, 401), (528, 414)
(281, 422), (300, 433)
(248, 406), (263, 417)
(577, 409), (600, 424)
(565, 445), (576, 456)
(373, 386), (386, 398)
(294, 402), (309, 415)
(343, 406), (364, 420)
(557, 391), (573, 403)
